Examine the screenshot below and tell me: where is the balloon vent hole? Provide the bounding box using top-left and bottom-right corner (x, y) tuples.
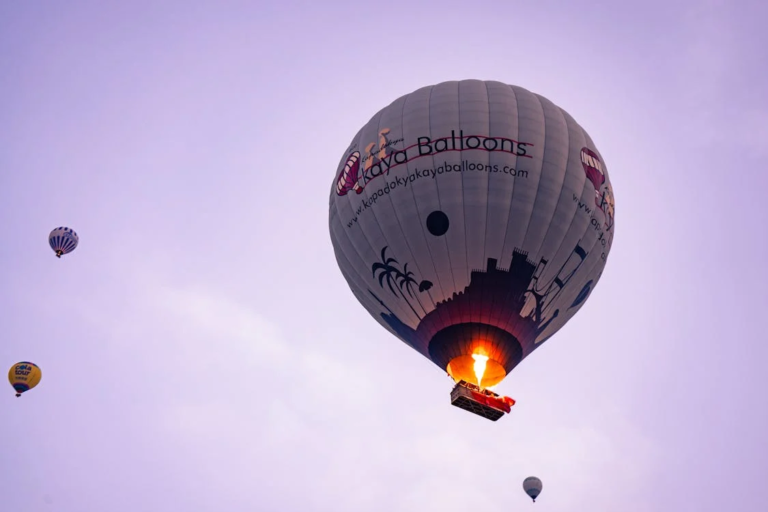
(449, 380), (513, 421)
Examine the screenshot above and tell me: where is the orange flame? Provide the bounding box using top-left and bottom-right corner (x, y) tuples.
(472, 353), (489, 388)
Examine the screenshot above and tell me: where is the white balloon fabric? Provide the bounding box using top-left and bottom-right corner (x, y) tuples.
(523, 476), (543, 502)
(48, 227), (79, 258)
(328, 80), (615, 386)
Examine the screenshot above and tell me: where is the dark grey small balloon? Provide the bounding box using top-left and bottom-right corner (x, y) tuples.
(426, 210), (449, 236)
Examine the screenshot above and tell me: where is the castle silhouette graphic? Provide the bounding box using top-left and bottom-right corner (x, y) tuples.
(368, 243), (588, 375)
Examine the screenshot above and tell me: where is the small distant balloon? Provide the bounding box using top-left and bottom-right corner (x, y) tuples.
(49, 227), (78, 258)
(8, 362), (42, 397)
(523, 476), (543, 503)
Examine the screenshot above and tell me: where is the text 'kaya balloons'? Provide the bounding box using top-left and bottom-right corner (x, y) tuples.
(49, 227), (79, 258)
(8, 362), (42, 397)
(328, 80), (615, 391)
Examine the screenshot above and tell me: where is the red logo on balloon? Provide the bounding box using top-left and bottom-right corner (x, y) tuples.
(336, 151), (363, 196)
(336, 128), (397, 196)
(580, 147), (614, 230)
(580, 147), (605, 203)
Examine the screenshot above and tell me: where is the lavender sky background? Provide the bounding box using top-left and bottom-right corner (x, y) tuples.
(1, 1), (767, 511)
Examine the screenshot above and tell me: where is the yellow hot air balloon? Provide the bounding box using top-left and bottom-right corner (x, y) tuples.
(8, 362), (42, 397)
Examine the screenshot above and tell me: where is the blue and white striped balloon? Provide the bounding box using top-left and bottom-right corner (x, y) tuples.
(48, 227), (79, 258)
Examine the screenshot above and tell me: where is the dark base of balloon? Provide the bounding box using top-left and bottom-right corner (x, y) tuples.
(429, 323), (524, 375)
(367, 242), (596, 407)
(375, 251), (563, 375)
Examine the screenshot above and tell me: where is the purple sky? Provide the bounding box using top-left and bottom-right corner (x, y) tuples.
(1, 1), (767, 511)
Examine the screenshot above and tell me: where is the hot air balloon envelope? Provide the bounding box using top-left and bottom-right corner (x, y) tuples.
(523, 476), (543, 502)
(49, 227), (79, 258)
(8, 362), (42, 397)
(328, 80), (615, 412)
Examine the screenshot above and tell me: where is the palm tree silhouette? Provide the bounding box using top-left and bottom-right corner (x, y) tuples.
(395, 262), (433, 318)
(372, 246), (422, 320)
(372, 246), (399, 295)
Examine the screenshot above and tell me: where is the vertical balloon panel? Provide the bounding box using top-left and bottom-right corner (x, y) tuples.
(404, 85), (452, 328)
(484, 82), (520, 297)
(427, 83), (469, 299)
(399, 87), (448, 310)
(499, 87), (545, 264)
(520, 94), (569, 259)
(457, 81), (491, 286)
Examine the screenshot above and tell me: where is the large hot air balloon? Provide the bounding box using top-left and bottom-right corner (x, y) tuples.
(328, 80), (615, 420)
(49, 226), (79, 258)
(523, 476), (543, 502)
(8, 362), (42, 397)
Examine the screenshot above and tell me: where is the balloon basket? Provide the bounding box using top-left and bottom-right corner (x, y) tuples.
(450, 380), (513, 421)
